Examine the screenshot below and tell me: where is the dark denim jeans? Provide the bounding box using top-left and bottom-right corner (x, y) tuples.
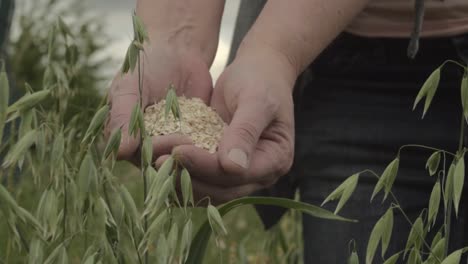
(292, 33), (468, 263)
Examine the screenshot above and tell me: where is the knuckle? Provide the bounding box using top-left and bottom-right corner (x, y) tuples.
(263, 92), (280, 114)
(264, 143), (294, 183)
(262, 176), (279, 188)
(232, 122), (259, 146)
(278, 147), (294, 177)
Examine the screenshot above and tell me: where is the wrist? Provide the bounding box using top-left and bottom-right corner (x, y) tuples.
(235, 39), (298, 91)
(146, 29), (218, 67)
(136, 0), (223, 67)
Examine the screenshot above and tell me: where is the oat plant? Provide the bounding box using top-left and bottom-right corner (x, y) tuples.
(323, 60), (468, 264)
(0, 12), (356, 264)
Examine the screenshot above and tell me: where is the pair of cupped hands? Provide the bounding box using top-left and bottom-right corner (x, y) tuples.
(106, 41), (296, 205)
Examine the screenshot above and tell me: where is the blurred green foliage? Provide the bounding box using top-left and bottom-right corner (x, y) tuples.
(0, 1), (306, 263)
(8, 0), (110, 127)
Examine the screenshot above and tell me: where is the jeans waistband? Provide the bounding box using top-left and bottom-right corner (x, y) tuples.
(303, 32), (467, 86)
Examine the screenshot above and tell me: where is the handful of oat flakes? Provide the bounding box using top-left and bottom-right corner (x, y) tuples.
(144, 96), (226, 153)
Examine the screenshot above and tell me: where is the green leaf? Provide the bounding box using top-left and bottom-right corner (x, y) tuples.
(140, 210), (168, 253)
(146, 158), (174, 207)
(19, 108), (35, 139)
(121, 47), (130, 74)
(404, 216), (424, 256)
(57, 17), (73, 38)
(180, 219), (193, 263)
(47, 26), (56, 60)
(181, 168), (194, 207)
(381, 208), (394, 258)
(413, 67), (441, 118)
(145, 165), (157, 190)
(366, 214), (385, 264)
(128, 104), (142, 137)
(50, 131), (65, 169)
(83, 253), (97, 264)
(322, 173), (359, 214)
(165, 85), (178, 120)
(43, 189), (59, 238)
(444, 163), (456, 208)
(35, 129), (47, 163)
(58, 246), (68, 264)
(119, 185), (143, 231)
(103, 128), (122, 160)
(431, 231), (443, 251)
(0, 62), (9, 142)
(7, 90), (50, 117)
(17, 207), (42, 232)
(167, 223), (179, 259)
(428, 237), (445, 263)
(141, 136), (153, 167)
(148, 156), (173, 195)
(28, 238), (44, 264)
(371, 158), (399, 201)
(461, 70), (468, 121)
(440, 249), (463, 264)
(426, 151), (441, 176)
(207, 204), (228, 236)
(428, 181), (441, 227)
(348, 251), (359, 264)
(171, 93), (181, 120)
(453, 155), (465, 217)
(156, 175), (174, 209)
(44, 244), (65, 264)
(78, 153), (97, 201)
(383, 158), (399, 200)
(383, 252), (400, 264)
(82, 105), (109, 144)
(406, 248), (421, 264)
(145, 175), (173, 218)
(0, 184), (21, 217)
(2, 130), (38, 168)
(186, 197), (355, 264)
(119, 185), (142, 232)
(132, 12), (149, 43)
(156, 234), (169, 264)
(128, 41), (138, 73)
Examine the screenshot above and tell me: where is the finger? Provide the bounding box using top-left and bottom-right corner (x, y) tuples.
(152, 134), (193, 158)
(107, 74), (150, 161)
(179, 61), (213, 104)
(155, 154), (171, 169)
(247, 138), (293, 186)
(107, 77), (139, 160)
(171, 143), (272, 186)
(209, 84), (231, 122)
(190, 178), (262, 205)
(170, 145), (239, 186)
(218, 96), (276, 176)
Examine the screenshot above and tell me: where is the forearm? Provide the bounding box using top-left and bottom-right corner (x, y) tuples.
(136, 0), (225, 65)
(237, 0), (370, 77)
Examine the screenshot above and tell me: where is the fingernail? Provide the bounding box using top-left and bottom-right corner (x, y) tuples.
(228, 148), (248, 169)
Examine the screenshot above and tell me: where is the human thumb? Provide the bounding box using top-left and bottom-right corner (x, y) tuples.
(218, 98), (275, 173)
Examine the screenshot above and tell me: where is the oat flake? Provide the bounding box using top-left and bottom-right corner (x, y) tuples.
(144, 96), (226, 153)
